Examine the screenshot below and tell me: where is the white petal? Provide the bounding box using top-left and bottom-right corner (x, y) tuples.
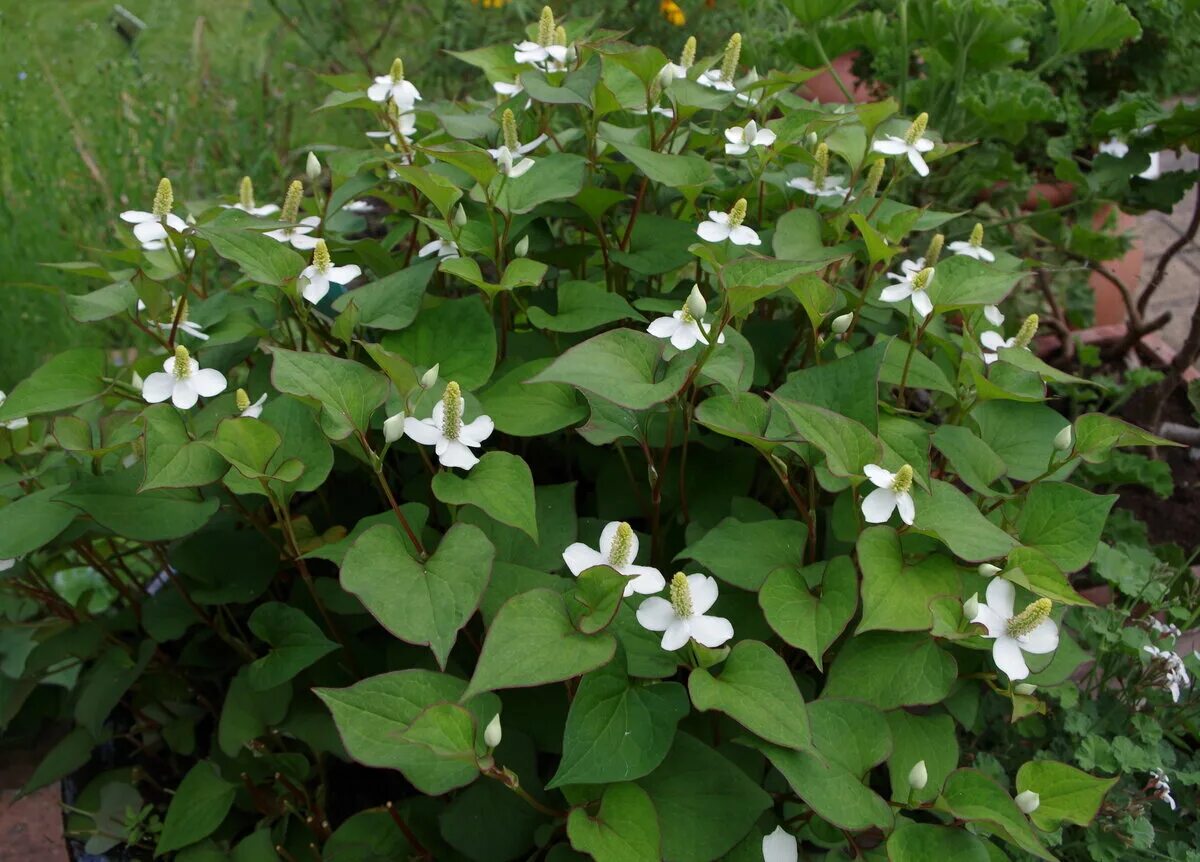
(622, 565), (664, 596)
(438, 440), (480, 470)
(896, 492), (916, 525)
(647, 316), (681, 339)
(133, 221), (168, 244)
(992, 636), (1030, 680)
(979, 330), (1009, 351)
(729, 226), (761, 246)
(872, 137), (908, 155)
(507, 158), (536, 178)
(911, 291), (934, 319)
(141, 372), (175, 403)
(984, 305), (1005, 327)
(907, 149), (931, 177)
(190, 368), (227, 398)
(264, 228), (290, 243)
(403, 418), (443, 445)
(755, 129), (777, 147)
(660, 619), (693, 651)
(972, 605), (1008, 638)
(120, 210), (154, 224)
(562, 543), (605, 576)
(687, 574), (719, 615)
(171, 379), (199, 410)
(418, 240), (441, 257)
(1020, 619), (1059, 655)
(707, 211), (729, 224)
(458, 414), (495, 447)
(367, 81), (391, 102)
(986, 577), (1016, 618)
(291, 233), (320, 251)
(863, 464), (894, 488)
(517, 134), (549, 155)
(302, 275), (330, 305)
(762, 827), (798, 862)
(724, 127), (744, 145)
(861, 487), (898, 523)
(725, 142), (750, 156)
(636, 597), (676, 632)
(689, 614), (733, 648)
(697, 221), (730, 242)
(669, 324), (701, 351)
(880, 283), (914, 302)
(913, 137), (936, 153)
(329, 264), (362, 285)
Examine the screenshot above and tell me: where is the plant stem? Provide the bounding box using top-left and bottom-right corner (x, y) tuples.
(809, 31), (853, 101)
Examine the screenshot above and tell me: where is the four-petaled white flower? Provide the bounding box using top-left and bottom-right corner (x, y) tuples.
(490, 110), (546, 179)
(872, 113), (935, 177)
(562, 521), (665, 596)
(403, 381), (494, 471)
(697, 198), (760, 246)
(299, 240), (361, 305)
(761, 826), (798, 862)
(368, 58), (421, 110)
(633, 100), (674, 119)
(0, 390), (28, 431)
(490, 145), (537, 178)
(724, 120), (776, 156)
(265, 215), (322, 251)
(419, 238), (460, 260)
(787, 174), (849, 198)
(861, 464), (916, 526)
(1149, 770), (1176, 810)
(647, 285), (725, 351)
(949, 222), (996, 262)
(881, 263), (935, 319)
(120, 209), (187, 252)
(142, 345), (227, 410)
(981, 313), (1037, 365)
(137, 299), (208, 341)
(659, 35), (696, 85)
(970, 578), (1059, 681)
(222, 176), (280, 218)
(637, 572), (734, 651)
(514, 41), (573, 72)
(698, 68), (737, 92)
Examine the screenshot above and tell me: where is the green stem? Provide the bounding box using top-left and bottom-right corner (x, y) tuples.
(809, 30), (853, 101)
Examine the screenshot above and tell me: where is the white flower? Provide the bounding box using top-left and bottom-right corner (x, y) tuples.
(979, 331), (1018, 365)
(698, 68), (737, 92)
(761, 826), (797, 862)
(120, 210), (188, 251)
(562, 521), (665, 597)
(636, 572), (734, 651)
(221, 176), (279, 217)
(1149, 770), (1176, 810)
(660, 61), (689, 83)
(142, 345), (227, 410)
(724, 120), (776, 156)
(787, 174), (849, 198)
(908, 760), (928, 790)
(978, 563), (1002, 578)
(880, 264), (934, 319)
(971, 578), (1059, 681)
(513, 41), (574, 72)
(383, 412), (406, 443)
(490, 146), (536, 179)
(984, 305), (1005, 327)
(1015, 790), (1040, 815)
(633, 100), (674, 118)
(365, 111), (417, 147)
(403, 381), (493, 471)
(419, 238), (459, 260)
(343, 200), (376, 214)
(240, 393), (267, 418)
(949, 240), (996, 262)
(872, 113), (935, 178)
(647, 285), (725, 351)
(1099, 137), (1161, 180)
(734, 69), (761, 107)
(489, 111), (546, 178)
(697, 198), (760, 246)
(1143, 645), (1192, 703)
(0, 390), (29, 431)
(136, 299), (208, 341)
(494, 78), (524, 98)
(861, 464), (916, 526)
(265, 215), (322, 251)
(368, 59), (421, 110)
(299, 240), (361, 305)
(484, 714), (503, 748)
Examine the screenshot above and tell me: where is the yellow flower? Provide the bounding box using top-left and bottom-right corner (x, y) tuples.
(660, 0), (686, 26)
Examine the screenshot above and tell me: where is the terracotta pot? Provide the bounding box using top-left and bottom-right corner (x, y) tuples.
(1089, 205), (1144, 327)
(799, 51), (872, 104)
(1035, 322), (1199, 381)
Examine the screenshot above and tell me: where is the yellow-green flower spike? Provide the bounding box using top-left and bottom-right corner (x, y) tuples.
(926, 233), (945, 267)
(728, 197), (748, 228)
(904, 112), (929, 145)
(607, 522), (635, 568)
(864, 158), (885, 197)
(669, 572), (693, 618)
(281, 180), (303, 224)
(537, 6), (555, 46)
(812, 143), (830, 190)
(970, 222), (985, 248)
(152, 178), (174, 217)
(172, 345), (192, 378)
(680, 35), (697, 67)
(1007, 598), (1051, 637)
(441, 381), (462, 440)
(236, 388), (251, 411)
(720, 33), (742, 83)
(1014, 313), (1038, 349)
(501, 109), (519, 151)
(554, 25), (567, 46)
(389, 57), (404, 81)
(239, 176), (254, 209)
(312, 239), (331, 273)
(912, 266), (934, 292)
(890, 464), (914, 494)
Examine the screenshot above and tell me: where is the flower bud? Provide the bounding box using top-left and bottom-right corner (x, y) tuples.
(1015, 790), (1040, 814)
(421, 364), (440, 389)
(978, 563), (1001, 578)
(454, 205), (468, 227)
(908, 760), (928, 791)
(306, 152), (322, 181)
(805, 132), (818, 150)
(131, 370), (144, 390)
(484, 713), (503, 748)
(1015, 683), (1037, 695)
(685, 284), (707, 320)
(830, 312), (853, 334)
(1053, 425), (1074, 452)
(383, 411), (406, 443)
(514, 235), (529, 257)
(963, 592), (980, 619)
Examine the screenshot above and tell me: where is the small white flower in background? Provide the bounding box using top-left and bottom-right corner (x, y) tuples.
(724, 120), (776, 156)
(637, 572), (734, 651)
(634, 99), (674, 119)
(698, 32), (741, 92)
(978, 563), (1002, 578)
(306, 152), (322, 181)
(907, 760), (928, 790)
(221, 176), (280, 217)
(1149, 770), (1176, 810)
(514, 7), (574, 72)
(787, 142), (848, 198)
(494, 77), (524, 98)
(0, 390), (29, 431)
(734, 68), (761, 107)
(299, 240), (361, 305)
(697, 197), (760, 246)
(981, 313), (1038, 365)
(971, 578), (1059, 681)
(949, 222), (996, 262)
(403, 381), (494, 471)
(236, 388), (267, 418)
(120, 177), (188, 251)
(872, 112), (936, 177)
(383, 411), (406, 443)
(343, 200), (376, 215)
(1099, 136), (1161, 180)
(1143, 644), (1192, 703)
(659, 35), (696, 84)
(761, 826), (797, 862)
(368, 57), (421, 110)
(488, 109), (547, 178)
(265, 180), (321, 251)
(1015, 790), (1040, 815)
(142, 345), (227, 410)
(880, 265), (935, 319)
(484, 714), (503, 749)
(365, 109), (417, 147)
(1147, 617), (1183, 638)
(419, 238), (460, 260)
(984, 305), (1005, 327)
(137, 298), (208, 341)
(562, 521), (666, 597)
(647, 285), (726, 351)
(861, 464), (916, 526)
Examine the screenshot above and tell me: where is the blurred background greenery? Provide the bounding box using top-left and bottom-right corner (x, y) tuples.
(0, 0), (777, 388)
